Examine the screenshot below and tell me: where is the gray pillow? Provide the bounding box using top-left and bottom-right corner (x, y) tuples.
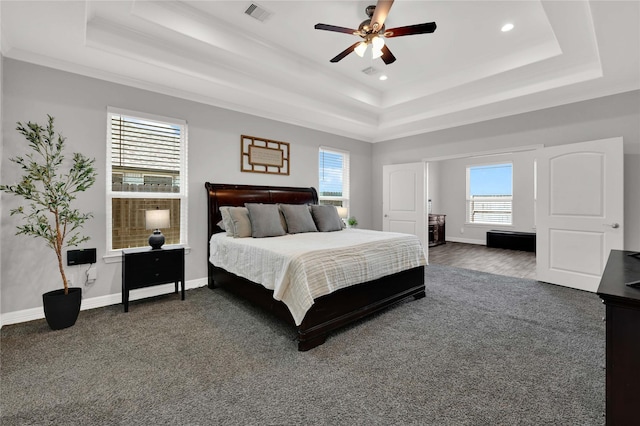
(311, 205), (344, 232)
(245, 203), (286, 238)
(278, 208), (288, 233)
(280, 204), (318, 234)
(227, 206), (252, 238)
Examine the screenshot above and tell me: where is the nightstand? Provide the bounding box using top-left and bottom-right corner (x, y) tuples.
(122, 246), (185, 312)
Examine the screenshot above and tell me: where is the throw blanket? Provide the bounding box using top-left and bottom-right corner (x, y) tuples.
(209, 229), (427, 325)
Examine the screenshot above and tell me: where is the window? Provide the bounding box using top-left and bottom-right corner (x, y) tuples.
(466, 163), (512, 225)
(107, 108), (187, 251)
(318, 147), (350, 212)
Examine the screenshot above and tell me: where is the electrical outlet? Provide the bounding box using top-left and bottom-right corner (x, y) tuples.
(460, 228), (464, 234)
(87, 265), (97, 283)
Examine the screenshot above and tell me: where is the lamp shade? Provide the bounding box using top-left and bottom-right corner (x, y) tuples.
(336, 207), (348, 219)
(145, 209), (170, 230)
(354, 42), (367, 57)
(371, 36), (385, 50)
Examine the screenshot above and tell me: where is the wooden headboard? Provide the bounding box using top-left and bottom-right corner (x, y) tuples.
(204, 183), (318, 287)
(204, 182), (319, 241)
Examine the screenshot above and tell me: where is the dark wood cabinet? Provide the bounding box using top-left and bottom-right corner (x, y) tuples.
(428, 214), (446, 247)
(122, 246), (185, 312)
(597, 250), (640, 425)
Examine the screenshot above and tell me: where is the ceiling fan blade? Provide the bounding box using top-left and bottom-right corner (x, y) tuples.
(314, 23), (358, 35)
(380, 45), (396, 65)
(330, 42), (361, 63)
(370, 0), (394, 32)
(384, 22), (437, 38)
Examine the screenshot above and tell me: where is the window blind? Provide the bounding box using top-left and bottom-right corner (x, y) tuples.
(111, 114), (181, 173)
(319, 147), (350, 201)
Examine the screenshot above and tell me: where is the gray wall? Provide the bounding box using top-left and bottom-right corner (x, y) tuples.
(373, 90), (640, 251)
(0, 59), (373, 314)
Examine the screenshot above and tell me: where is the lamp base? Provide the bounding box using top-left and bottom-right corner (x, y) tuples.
(148, 230), (165, 250)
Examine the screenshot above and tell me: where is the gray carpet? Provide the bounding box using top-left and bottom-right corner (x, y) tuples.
(1, 265), (605, 425)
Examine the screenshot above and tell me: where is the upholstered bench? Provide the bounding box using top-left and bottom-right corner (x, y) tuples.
(486, 230), (536, 252)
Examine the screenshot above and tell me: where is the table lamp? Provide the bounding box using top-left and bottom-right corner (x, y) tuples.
(145, 209), (170, 249)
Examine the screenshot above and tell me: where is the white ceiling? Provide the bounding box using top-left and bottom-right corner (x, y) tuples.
(1, 1), (639, 143)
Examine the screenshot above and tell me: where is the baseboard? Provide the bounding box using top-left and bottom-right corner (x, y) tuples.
(0, 277), (208, 328)
(444, 237), (485, 245)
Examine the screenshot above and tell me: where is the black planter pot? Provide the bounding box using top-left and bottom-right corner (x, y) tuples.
(42, 287), (82, 330)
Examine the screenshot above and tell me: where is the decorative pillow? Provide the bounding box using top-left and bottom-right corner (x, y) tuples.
(219, 207), (234, 236)
(227, 206), (252, 238)
(310, 205), (344, 232)
(280, 204), (318, 234)
(245, 203), (286, 238)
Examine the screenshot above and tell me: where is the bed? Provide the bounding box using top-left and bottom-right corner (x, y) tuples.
(205, 182), (426, 351)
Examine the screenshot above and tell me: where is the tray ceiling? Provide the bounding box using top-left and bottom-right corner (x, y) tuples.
(1, 1), (639, 142)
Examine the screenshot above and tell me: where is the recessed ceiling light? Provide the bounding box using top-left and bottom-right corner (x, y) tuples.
(379, 75), (388, 81)
(501, 23), (514, 32)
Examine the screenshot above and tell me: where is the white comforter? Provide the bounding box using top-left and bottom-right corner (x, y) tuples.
(209, 229), (426, 325)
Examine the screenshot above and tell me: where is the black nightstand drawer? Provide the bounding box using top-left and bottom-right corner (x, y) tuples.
(126, 266), (177, 289)
(122, 247), (185, 312)
(125, 251), (182, 288)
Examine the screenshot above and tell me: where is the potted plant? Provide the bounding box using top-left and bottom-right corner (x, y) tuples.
(347, 216), (358, 228)
(1, 115), (96, 330)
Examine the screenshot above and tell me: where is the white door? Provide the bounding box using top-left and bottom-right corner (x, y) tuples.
(536, 137), (624, 292)
(382, 162), (426, 248)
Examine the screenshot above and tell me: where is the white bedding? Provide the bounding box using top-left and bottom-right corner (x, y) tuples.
(209, 229), (426, 325)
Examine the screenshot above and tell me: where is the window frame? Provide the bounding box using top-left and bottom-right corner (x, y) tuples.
(465, 162), (513, 226)
(318, 146), (350, 214)
(105, 107), (188, 258)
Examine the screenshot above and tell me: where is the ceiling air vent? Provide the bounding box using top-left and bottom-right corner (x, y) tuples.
(361, 66), (380, 76)
(245, 3), (271, 22)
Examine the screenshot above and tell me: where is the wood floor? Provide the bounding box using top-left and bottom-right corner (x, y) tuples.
(428, 242), (537, 280)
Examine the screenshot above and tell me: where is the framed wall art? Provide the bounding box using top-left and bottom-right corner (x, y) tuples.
(241, 135), (290, 175)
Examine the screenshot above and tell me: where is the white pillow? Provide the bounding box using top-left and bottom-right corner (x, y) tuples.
(226, 206), (252, 238)
(219, 207), (233, 236)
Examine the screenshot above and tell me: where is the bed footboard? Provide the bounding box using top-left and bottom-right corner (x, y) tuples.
(211, 264), (425, 351)
(297, 266), (425, 351)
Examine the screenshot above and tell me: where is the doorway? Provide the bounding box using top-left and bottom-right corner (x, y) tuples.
(417, 138), (623, 289)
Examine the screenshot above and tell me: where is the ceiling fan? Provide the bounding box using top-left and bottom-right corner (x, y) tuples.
(314, 0), (437, 65)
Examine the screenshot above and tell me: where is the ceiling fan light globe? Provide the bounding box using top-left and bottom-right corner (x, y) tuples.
(372, 48), (383, 59)
(354, 42), (368, 57)
(371, 35), (385, 50)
